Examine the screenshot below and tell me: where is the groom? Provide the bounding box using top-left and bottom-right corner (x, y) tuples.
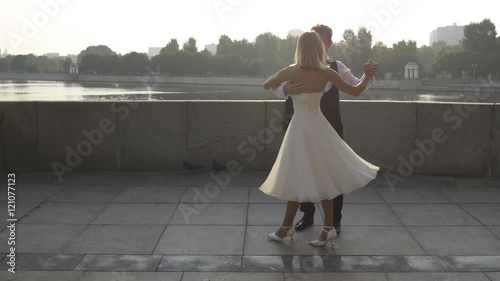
(272, 24), (378, 234)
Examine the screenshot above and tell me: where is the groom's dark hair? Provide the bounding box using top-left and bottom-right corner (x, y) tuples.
(311, 24), (332, 41)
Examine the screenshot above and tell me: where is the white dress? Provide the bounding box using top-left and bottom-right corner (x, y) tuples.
(259, 82), (379, 202)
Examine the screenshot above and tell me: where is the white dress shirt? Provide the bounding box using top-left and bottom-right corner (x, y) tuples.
(271, 60), (373, 99)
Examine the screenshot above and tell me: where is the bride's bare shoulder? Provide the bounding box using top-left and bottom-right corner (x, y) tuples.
(284, 65), (299, 73)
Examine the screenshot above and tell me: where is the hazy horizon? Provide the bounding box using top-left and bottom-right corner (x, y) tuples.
(1, 0), (499, 56)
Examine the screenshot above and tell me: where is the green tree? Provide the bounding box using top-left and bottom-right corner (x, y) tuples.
(10, 55), (27, 72)
(213, 52), (244, 75)
(372, 42), (392, 78)
(353, 27), (374, 74)
(330, 28), (373, 76)
(278, 35), (298, 67)
(37, 56), (64, 73)
(80, 54), (101, 72)
(417, 45), (434, 78)
(254, 32), (280, 75)
(328, 41), (345, 61)
(246, 58), (262, 75)
(216, 35), (233, 55)
(77, 45), (116, 63)
(191, 51), (212, 75)
(151, 53), (170, 74)
(25, 54), (41, 73)
(182, 37), (198, 53)
(119, 52), (149, 73)
(334, 29), (358, 66)
(1, 56), (13, 72)
(390, 40), (419, 77)
(62, 57), (73, 72)
(233, 38), (257, 59)
(432, 49), (476, 78)
(152, 51), (187, 75)
(418, 46), (434, 65)
(98, 55), (118, 74)
(161, 38), (180, 53)
(0, 58), (7, 72)
(462, 19), (497, 54)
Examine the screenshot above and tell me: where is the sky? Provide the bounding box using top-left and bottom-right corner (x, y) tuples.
(0, 0), (499, 56)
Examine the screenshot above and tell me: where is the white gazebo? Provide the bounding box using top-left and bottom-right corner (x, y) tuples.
(404, 62), (419, 79)
(69, 63), (78, 75)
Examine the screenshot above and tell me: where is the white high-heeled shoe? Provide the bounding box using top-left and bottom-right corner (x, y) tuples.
(309, 227), (336, 247)
(267, 225), (295, 242)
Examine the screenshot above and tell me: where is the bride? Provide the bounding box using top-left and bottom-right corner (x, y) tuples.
(260, 31), (379, 247)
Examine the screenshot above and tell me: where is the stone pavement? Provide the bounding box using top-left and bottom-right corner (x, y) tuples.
(0, 171), (499, 281)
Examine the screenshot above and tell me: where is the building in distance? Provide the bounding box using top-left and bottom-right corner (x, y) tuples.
(429, 23), (464, 46)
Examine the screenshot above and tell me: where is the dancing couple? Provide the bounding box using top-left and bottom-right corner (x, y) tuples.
(259, 24), (379, 247)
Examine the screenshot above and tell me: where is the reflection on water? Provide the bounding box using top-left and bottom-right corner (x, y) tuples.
(0, 80), (499, 103)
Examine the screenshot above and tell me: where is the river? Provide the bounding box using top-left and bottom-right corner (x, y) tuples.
(1, 80), (499, 103)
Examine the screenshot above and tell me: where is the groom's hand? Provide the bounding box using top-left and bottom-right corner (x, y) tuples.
(364, 60), (378, 76)
(368, 59), (378, 75)
(283, 79), (305, 95)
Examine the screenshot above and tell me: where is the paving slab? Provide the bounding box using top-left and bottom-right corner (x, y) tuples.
(407, 226), (500, 255)
(154, 225), (246, 255)
(79, 271), (183, 281)
(385, 272), (490, 281)
(442, 256), (500, 271)
(63, 225), (165, 254)
(48, 185), (124, 203)
(158, 255), (242, 272)
(180, 186), (250, 203)
(247, 204), (323, 226)
(341, 204), (402, 226)
(0, 271), (84, 281)
(460, 204), (500, 225)
(376, 187), (454, 203)
(0, 224), (87, 253)
(0, 254), (82, 271)
(113, 186), (186, 203)
(391, 204), (481, 226)
(74, 254), (163, 271)
(20, 202), (107, 224)
(441, 187), (500, 203)
(181, 272), (283, 281)
(91, 203), (177, 225)
(170, 203), (247, 225)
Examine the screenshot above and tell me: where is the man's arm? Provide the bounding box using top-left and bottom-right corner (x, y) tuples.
(336, 60), (375, 89)
(271, 82), (288, 99)
(325, 68), (372, 97)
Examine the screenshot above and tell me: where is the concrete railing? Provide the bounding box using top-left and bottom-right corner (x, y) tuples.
(0, 101), (499, 178)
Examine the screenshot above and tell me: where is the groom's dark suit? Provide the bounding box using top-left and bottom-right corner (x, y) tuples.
(283, 60), (344, 229)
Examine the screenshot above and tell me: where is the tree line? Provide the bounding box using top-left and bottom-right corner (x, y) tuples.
(1, 18), (499, 79)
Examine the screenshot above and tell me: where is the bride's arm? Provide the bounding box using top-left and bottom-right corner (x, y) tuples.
(325, 68), (372, 97)
(263, 66), (294, 90)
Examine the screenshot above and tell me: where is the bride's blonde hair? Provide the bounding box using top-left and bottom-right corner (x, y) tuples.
(293, 31), (328, 70)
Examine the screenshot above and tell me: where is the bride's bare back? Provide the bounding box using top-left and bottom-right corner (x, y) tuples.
(287, 66), (330, 94)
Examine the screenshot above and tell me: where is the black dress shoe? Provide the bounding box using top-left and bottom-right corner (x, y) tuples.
(212, 160), (227, 173)
(182, 161), (203, 171)
(334, 222), (341, 235)
(295, 217), (314, 231)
